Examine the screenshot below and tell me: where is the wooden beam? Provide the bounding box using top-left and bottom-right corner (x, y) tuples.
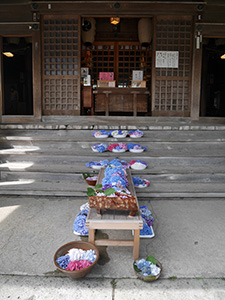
(34, 3), (204, 16)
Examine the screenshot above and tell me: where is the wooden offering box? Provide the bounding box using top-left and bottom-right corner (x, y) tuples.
(88, 168), (139, 216)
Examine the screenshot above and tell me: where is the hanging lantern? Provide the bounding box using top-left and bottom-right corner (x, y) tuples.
(138, 18), (153, 47)
(82, 18), (96, 46)
(110, 17), (120, 25)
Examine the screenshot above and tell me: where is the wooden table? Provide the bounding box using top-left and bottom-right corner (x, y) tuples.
(85, 169), (143, 259)
(93, 87), (149, 116)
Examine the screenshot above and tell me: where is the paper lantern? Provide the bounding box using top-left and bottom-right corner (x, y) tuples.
(82, 18), (96, 46)
(138, 18), (153, 47)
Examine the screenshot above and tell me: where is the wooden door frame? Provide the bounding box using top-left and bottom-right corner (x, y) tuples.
(191, 23), (225, 120)
(0, 22), (41, 123)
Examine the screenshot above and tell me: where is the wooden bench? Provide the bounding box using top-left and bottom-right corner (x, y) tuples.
(85, 169), (143, 259)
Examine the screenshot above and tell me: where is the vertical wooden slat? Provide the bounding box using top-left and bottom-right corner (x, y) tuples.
(0, 37), (3, 118)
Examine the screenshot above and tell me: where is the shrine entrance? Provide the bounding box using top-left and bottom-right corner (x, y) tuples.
(2, 37), (33, 115)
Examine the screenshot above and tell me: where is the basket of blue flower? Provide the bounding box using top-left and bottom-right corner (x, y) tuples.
(133, 255), (162, 282)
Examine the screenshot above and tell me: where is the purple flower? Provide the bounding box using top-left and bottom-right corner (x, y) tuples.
(102, 184), (113, 191)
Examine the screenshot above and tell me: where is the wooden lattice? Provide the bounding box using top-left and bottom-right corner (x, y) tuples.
(42, 16), (80, 115)
(153, 17), (192, 115)
(82, 42), (151, 88)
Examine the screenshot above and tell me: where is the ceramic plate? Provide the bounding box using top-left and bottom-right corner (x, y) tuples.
(129, 135), (143, 138)
(112, 148), (126, 153)
(91, 165), (102, 170)
(129, 148), (144, 153)
(94, 135), (108, 139)
(73, 231), (88, 237)
(136, 183), (149, 189)
(112, 134), (127, 138)
(132, 226), (155, 238)
(131, 164), (147, 170)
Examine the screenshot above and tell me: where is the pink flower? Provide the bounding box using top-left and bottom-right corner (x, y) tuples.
(129, 160), (137, 166)
(108, 143), (119, 152)
(66, 260), (92, 271)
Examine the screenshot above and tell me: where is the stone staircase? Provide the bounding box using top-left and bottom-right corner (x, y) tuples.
(1, 120), (225, 198)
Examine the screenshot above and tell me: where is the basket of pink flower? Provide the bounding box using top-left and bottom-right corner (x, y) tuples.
(54, 241), (99, 279)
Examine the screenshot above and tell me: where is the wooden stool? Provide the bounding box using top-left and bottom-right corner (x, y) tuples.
(86, 208), (143, 259)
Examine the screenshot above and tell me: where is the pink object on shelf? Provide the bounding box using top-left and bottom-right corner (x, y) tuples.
(99, 72), (114, 80)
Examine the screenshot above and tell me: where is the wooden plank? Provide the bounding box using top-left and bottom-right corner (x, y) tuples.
(94, 240), (134, 247)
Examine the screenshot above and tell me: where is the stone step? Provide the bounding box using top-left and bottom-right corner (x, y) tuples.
(1, 140), (225, 157)
(1, 171), (225, 197)
(1, 129), (225, 142)
(0, 155), (225, 174)
(1, 125), (224, 198)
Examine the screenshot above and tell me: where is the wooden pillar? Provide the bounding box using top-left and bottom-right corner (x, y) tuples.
(33, 30), (42, 120)
(0, 37), (3, 121)
(191, 36), (203, 120)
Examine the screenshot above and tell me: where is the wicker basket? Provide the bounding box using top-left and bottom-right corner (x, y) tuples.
(54, 241), (99, 280)
(133, 259), (162, 282)
(89, 193), (138, 216)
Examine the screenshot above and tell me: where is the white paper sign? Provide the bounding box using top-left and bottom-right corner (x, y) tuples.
(156, 51), (179, 68)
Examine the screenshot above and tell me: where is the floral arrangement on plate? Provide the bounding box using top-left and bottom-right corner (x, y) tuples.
(133, 255), (162, 282)
(92, 130), (110, 138)
(108, 143), (128, 153)
(86, 159), (109, 170)
(91, 143), (108, 152)
(129, 160), (147, 170)
(139, 205), (154, 237)
(127, 143), (147, 153)
(132, 177), (150, 188)
(110, 130), (128, 138)
(73, 209), (89, 236)
(128, 129), (144, 138)
(82, 173), (98, 186)
(73, 202), (90, 236)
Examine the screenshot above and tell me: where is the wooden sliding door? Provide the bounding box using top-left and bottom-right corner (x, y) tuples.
(42, 15), (80, 115)
(152, 16), (193, 116)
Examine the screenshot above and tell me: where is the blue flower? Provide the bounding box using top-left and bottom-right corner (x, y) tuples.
(73, 212), (89, 236)
(133, 177), (144, 186)
(56, 254), (70, 269)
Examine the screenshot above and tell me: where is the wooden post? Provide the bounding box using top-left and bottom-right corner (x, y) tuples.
(88, 229), (95, 244)
(103, 91), (111, 116)
(133, 229), (140, 260)
(191, 34), (203, 120)
(131, 91), (138, 116)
